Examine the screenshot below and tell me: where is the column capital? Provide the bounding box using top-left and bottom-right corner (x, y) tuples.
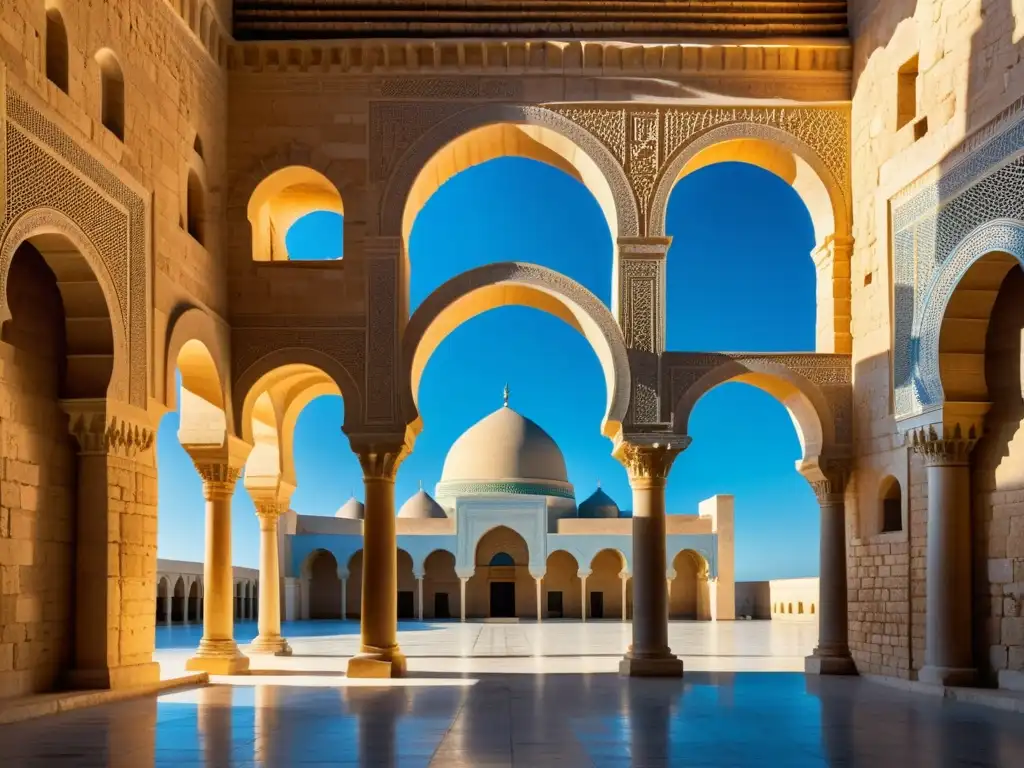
(617, 236), (672, 259)
(61, 399), (156, 458)
(799, 457), (850, 505)
(615, 437), (689, 488)
(352, 439), (410, 482)
(910, 426), (978, 467)
(184, 435), (253, 499)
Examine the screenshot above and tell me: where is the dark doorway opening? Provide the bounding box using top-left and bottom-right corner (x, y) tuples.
(490, 581), (516, 618)
(397, 591), (414, 619)
(547, 590), (563, 619)
(590, 591), (604, 620)
(434, 591), (450, 619)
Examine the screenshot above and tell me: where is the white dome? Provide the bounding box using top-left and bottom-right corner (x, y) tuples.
(440, 405), (568, 484)
(398, 489), (448, 519)
(334, 497), (364, 520)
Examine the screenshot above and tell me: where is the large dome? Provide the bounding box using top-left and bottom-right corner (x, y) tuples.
(441, 405), (567, 483)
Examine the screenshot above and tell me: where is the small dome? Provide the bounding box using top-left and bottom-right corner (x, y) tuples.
(398, 489), (447, 519)
(578, 487), (620, 519)
(334, 497), (364, 520)
(440, 405), (568, 485)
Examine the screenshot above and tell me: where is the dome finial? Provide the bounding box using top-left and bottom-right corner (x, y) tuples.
(418, 479), (423, 491)
(597, 479), (601, 489)
(503, 382), (510, 408)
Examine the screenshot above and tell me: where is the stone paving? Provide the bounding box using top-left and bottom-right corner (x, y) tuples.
(3, 621), (1023, 766)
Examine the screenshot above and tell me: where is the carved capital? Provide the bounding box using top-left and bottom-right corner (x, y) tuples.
(62, 401), (155, 458)
(253, 498), (287, 529)
(354, 440), (409, 482)
(805, 460), (850, 505)
(194, 463), (242, 500)
(910, 423), (978, 467)
(617, 438), (689, 487)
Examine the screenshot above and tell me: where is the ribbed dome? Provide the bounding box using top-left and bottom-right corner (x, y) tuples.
(334, 497), (364, 520)
(398, 489), (447, 519)
(440, 405), (568, 484)
(578, 487), (620, 519)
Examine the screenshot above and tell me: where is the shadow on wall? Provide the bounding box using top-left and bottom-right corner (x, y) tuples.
(854, 0), (1024, 684)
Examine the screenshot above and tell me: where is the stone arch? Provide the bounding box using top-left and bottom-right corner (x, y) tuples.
(45, 3), (70, 93)
(345, 549), (363, 619)
(422, 549), (458, 620)
(234, 346), (363, 446)
(879, 475), (903, 534)
(588, 548), (628, 620)
(94, 48), (125, 141)
(163, 305), (230, 418)
(303, 549), (341, 619)
(912, 220), (1024, 410)
(544, 549), (581, 619)
(0, 209), (129, 402)
(467, 525), (533, 619)
(671, 358), (837, 463)
(380, 103), (638, 244)
(402, 262), (630, 440)
(648, 122), (848, 244)
(668, 549), (710, 621)
(244, 165), (344, 261)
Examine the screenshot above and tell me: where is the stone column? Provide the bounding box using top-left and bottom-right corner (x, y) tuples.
(535, 577), (543, 622)
(912, 431), (978, 686)
(63, 404), (160, 690)
(347, 442), (408, 678)
(460, 577), (468, 622)
(164, 593), (172, 626)
(618, 440), (685, 677)
(340, 574), (347, 620)
(417, 577), (424, 622)
(804, 463), (856, 675)
(183, 579), (191, 626)
(621, 575), (629, 621)
(250, 498), (292, 656)
(185, 438), (251, 675)
(580, 574), (588, 622)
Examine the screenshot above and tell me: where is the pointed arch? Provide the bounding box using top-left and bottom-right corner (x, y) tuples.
(94, 48), (125, 141)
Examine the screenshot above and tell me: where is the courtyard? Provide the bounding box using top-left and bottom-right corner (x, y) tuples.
(2, 621), (1023, 767)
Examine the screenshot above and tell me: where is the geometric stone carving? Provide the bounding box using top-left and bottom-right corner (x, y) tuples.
(892, 100), (1024, 419)
(0, 88), (149, 407)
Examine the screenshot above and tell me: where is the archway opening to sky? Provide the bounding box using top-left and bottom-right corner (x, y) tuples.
(247, 166), (344, 261)
(397, 155), (625, 506)
(662, 161), (820, 583)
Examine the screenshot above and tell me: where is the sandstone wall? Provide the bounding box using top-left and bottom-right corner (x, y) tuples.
(0, 246), (76, 699)
(848, 0), (1024, 680)
(0, 0), (228, 695)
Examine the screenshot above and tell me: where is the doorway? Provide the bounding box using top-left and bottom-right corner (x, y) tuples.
(434, 592), (450, 619)
(590, 591), (604, 620)
(490, 581), (516, 618)
(397, 591), (414, 619)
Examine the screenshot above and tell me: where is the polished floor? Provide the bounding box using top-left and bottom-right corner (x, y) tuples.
(4, 622), (1023, 767)
(4, 672), (1024, 767)
(156, 619), (821, 679)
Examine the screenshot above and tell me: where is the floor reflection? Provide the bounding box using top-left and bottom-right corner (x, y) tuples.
(2, 673), (1024, 767)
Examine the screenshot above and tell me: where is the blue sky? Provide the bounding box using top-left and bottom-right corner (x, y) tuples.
(157, 158), (818, 581)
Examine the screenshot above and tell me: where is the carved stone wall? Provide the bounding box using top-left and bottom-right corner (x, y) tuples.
(892, 101), (1024, 417)
(0, 87), (148, 407)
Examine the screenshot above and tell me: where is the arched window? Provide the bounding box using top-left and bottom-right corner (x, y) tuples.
(880, 476), (903, 533)
(798, 601), (804, 614)
(489, 552), (515, 566)
(788, 602), (793, 614)
(95, 49), (124, 140)
(193, 133), (204, 160)
(810, 603), (816, 615)
(187, 170), (205, 245)
(45, 7), (69, 93)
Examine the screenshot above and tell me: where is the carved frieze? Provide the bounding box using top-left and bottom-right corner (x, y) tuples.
(0, 87), (149, 407)
(891, 101), (1024, 419)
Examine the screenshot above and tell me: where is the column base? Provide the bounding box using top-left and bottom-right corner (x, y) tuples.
(68, 661), (160, 690)
(919, 665), (976, 687)
(346, 648), (407, 679)
(185, 638), (250, 675)
(805, 650), (857, 676)
(249, 635), (293, 656)
(619, 653), (684, 678)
